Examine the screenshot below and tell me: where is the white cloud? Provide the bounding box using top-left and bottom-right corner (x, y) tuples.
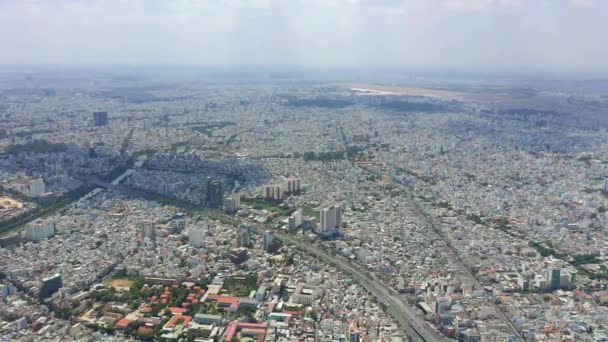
(0, 0), (605, 71)
(570, 0), (594, 7)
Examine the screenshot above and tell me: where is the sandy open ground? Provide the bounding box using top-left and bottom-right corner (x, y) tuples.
(336, 83), (468, 100)
(0, 196), (24, 211)
(106, 278), (134, 291)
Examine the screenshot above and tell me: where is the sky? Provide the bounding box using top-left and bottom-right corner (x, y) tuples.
(0, 0), (606, 72)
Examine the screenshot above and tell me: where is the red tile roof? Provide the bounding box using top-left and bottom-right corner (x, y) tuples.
(164, 315), (192, 329)
(115, 318), (132, 329)
(225, 322), (268, 341)
(168, 307), (187, 315)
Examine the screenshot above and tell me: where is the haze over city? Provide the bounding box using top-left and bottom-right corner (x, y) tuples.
(0, 0), (607, 72)
(1, 1), (608, 342)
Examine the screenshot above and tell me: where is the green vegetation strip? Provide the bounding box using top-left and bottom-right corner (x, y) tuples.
(241, 197), (295, 217)
(0, 185), (96, 237)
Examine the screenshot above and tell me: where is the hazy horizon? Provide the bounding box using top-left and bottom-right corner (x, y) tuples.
(1, 0), (607, 74)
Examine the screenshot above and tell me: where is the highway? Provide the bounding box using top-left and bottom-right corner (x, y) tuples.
(106, 182), (443, 342)
(402, 190), (523, 340)
(275, 232), (444, 342)
(337, 123), (522, 340)
(365, 167), (523, 341)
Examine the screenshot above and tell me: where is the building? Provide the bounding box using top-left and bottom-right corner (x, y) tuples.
(291, 284), (323, 305)
(224, 322), (268, 342)
(224, 197), (237, 213)
(230, 193), (241, 209)
(140, 220), (157, 240)
(224, 193), (241, 214)
(225, 193), (241, 213)
(283, 177), (302, 195)
(603, 178), (608, 193)
(549, 268), (561, 290)
(40, 274), (62, 298)
(10, 178), (46, 197)
(381, 174), (394, 186)
(264, 178), (301, 201)
(189, 225), (208, 248)
(205, 177), (223, 208)
(227, 248), (248, 264)
(193, 313), (222, 325)
(27, 178), (46, 197)
(25, 219), (55, 242)
(318, 204), (342, 237)
(289, 210), (303, 230)
(435, 297), (452, 315)
(238, 226), (251, 248)
(546, 267), (574, 290)
(349, 328), (361, 342)
(263, 230), (275, 252)
(93, 111), (109, 127)
(328, 138), (338, 151)
(255, 285), (267, 302)
(161, 181), (185, 196)
(264, 185), (284, 201)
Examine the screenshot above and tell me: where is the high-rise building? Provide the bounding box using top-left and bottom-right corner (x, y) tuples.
(263, 230), (275, 252)
(93, 111), (108, 127)
(224, 198), (237, 213)
(189, 225), (208, 248)
(40, 273), (62, 298)
(238, 225), (251, 248)
(141, 220), (157, 240)
(264, 185), (284, 201)
(224, 193), (241, 213)
(161, 181), (185, 196)
(27, 178), (46, 197)
(231, 193), (241, 209)
(171, 219), (185, 234)
(289, 210), (303, 230)
(318, 204), (342, 236)
(549, 268), (561, 290)
(435, 297), (452, 315)
(205, 177), (223, 208)
(25, 219), (55, 242)
(284, 177), (302, 195)
(10, 178), (46, 197)
(349, 329), (361, 342)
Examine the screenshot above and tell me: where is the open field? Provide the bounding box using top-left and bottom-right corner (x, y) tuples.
(335, 82), (538, 103)
(105, 278), (134, 291)
(241, 197), (295, 217)
(336, 82), (468, 100)
(0, 196), (24, 218)
(0, 196), (23, 209)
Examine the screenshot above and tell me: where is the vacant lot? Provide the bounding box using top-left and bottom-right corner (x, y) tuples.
(336, 83), (468, 100)
(106, 278), (134, 291)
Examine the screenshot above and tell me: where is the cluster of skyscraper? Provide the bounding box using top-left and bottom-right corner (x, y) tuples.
(263, 177), (301, 202)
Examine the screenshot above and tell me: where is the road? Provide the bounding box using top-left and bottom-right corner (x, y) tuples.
(107, 182), (443, 342)
(403, 189), (524, 340)
(337, 123), (522, 340)
(364, 167), (523, 341)
(275, 232), (443, 342)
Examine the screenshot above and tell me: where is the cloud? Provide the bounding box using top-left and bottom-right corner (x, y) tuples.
(0, 0), (605, 72)
(570, 0), (594, 7)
